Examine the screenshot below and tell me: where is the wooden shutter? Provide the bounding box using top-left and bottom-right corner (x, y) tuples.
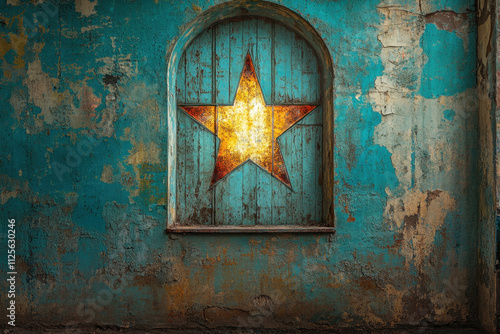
(176, 17), (323, 227)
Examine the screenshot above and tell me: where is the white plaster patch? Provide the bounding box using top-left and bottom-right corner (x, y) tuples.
(371, 5), (425, 189)
(372, 4), (475, 192)
(384, 189), (456, 270)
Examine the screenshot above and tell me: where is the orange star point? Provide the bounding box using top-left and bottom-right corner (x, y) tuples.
(179, 53), (317, 187)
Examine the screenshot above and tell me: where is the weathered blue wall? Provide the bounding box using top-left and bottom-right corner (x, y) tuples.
(0, 0), (483, 330)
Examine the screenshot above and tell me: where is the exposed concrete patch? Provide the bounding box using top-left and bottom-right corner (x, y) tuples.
(373, 3), (475, 192)
(97, 55), (139, 78)
(385, 189), (456, 270)
(0, 174), (29, 204)
(24, 58), (65, 127)
(100, 164), (114, 184)
(424, 11), (467, 32)
(372, 5), (423, 189)
(75, 0), (98, 17)
(425, 10), (471, 48)
(72, 83), (102, 128)
(79, 85), (101, 114)
(127, 141), (161, 166)
(13, 50), (131, 136)
(377, 6), (425, 48)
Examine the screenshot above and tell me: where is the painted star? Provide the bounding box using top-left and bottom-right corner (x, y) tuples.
(179, 53), (318, 187)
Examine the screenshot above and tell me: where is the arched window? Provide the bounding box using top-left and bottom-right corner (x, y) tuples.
(165, 1), (334, 232)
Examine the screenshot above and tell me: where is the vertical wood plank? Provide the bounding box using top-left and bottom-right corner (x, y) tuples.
(271, 138), (292, 225)
(291, 33), (302, 104)
(311, 125), (323, 222)
(241, 19), (258, 226)
(241, 163), (257, 225)
(302, 124), (315, 224)
(274, 23), (291, 104)
(271, 177), (287, 225)
(176, 109), (187, 223)
(298, 107), (323, 223)
(289, 126), (303, 225)
(214, 174), (228, 225)
(186, 27), (213, 104)
(176, 53), (186, 104)
(255, 18), (273, 104)
(215, 21), (231, 105)
(199, 123), (216, 224)
(214, 21), (230, 225)
(254, 19), (274, 225)
(229, 20), (244, 102)
(183, 110), (197, 223)
(301, 124), (323, 224)
(272, 22), (291, 224)
(256, 169), (272, 225)
(301, 39), (320, 104)
(243, 18), (257, 59)
(215, 167), (244, 225)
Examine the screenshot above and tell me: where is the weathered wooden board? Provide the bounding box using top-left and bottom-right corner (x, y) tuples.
(176, 109), (216, 225)
(176, 17), (322, 226)
(272, 107), (323, 225)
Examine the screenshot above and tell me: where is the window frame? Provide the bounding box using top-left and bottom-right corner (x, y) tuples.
(164, 0), (334, 233)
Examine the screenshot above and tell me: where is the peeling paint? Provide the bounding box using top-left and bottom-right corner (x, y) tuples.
(100, 164), (113, 184)
(75, 0), (98, 17)
(425, 10), (468, 32)
(385, 189), (456, 270)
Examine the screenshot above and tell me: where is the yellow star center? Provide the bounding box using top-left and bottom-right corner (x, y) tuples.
(179, 53), (317, 187)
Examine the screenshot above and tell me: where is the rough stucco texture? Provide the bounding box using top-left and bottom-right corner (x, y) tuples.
(0, 0), (480, 330)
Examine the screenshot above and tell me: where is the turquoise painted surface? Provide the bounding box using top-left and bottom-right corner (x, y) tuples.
(443, 109), (456, 121)
(0, 0), (479, 329)
(176, 17), (322, 226)
(420, 22), (476, 99)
